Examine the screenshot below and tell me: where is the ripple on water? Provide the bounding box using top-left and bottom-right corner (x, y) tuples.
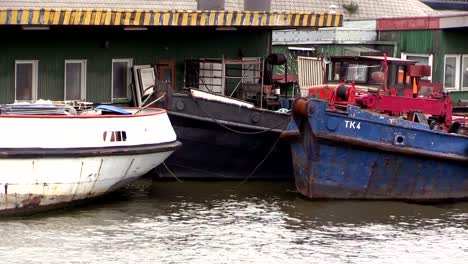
(0, 180), (467, 264)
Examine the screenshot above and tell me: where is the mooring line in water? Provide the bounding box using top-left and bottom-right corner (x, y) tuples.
(192, 96), (290, 135)
(167, 163), (230, 178)
(236, 135), (281, 187)
(163, 162), (183, 183)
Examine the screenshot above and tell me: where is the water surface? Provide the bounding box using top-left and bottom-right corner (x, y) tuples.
(0, 179), (466, 263)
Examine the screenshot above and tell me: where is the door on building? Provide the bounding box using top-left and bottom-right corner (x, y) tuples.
(15, 60), (38, 102)
(156, 60), (176, 92)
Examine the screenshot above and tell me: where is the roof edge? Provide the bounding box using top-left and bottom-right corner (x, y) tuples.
(377, 13), (468, 30)
(0, 8), (343, 28)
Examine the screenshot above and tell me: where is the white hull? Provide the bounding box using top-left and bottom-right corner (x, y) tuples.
(1, 152), (173, 212)
(0, 106), (180, 214)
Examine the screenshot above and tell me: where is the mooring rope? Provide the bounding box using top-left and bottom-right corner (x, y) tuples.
(236, 134), (282, 187)
(162, 162), (183, 183)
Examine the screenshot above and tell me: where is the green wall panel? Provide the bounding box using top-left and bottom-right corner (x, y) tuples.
(0, 27), (270, 104)
(449, 90), (468, 105)
(381, 30), (443, 83)
(398, 30), (433, 54)
(379, 30), (433, 56)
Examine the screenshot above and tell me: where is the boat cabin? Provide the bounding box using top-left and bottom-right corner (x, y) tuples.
(305, 55), (440, 100)
(325, 56), (438, 96)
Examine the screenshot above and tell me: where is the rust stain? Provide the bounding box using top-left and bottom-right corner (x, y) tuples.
(21, 194), (44, 208)
(366, 161), (378, 196)
(4, 183), (7, 206)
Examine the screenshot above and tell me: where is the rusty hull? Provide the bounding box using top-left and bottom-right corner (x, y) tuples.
(288, 99), (468, 200)
(0, 176), (141, 216)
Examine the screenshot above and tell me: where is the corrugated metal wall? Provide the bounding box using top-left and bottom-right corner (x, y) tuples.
(379, 30), (434, 55)
(0, 27), (270, 104)
(391, 29), (468, 85)
(379, 30), (440, 80)
(297, 56), (323, 96)
(397, 30), (433, 54)
(0, 51), (14, 101)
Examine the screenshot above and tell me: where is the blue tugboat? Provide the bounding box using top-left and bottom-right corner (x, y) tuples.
(285, 98), (467, 200)
(284, 55), (468, 200)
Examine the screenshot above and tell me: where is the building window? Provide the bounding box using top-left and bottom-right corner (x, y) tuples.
(198, 59), (224, 94)
(112, 59), (133, 100)
(461, 55), (468, 91)
(65, 60), (86, 101)
(401, 52), (433, 81)
(15, 60), (38, 101)
(444, 54), (460, 91)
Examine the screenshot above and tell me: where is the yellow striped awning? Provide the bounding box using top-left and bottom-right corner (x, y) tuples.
(0, 9), (342, 28)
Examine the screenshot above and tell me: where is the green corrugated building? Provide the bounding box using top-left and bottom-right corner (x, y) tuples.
(0, 0), (342, 105)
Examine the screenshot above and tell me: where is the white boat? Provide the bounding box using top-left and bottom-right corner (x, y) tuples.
(0, 103), (181, 215)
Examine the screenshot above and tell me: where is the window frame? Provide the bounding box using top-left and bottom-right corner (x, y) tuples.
(401, 52), (433, 81)
(461, 54), (468, 91)
(112, 58), (133, 100)
(443, 54), (460, 91)
(64, 59), (87, 101)
(15, 60), (38, 102)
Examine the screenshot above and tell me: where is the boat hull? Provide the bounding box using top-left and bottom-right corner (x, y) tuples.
(0, 149), (175, 214)
(158, 92), (293, 180)
(0, 107), (181, 214)
(288, 99), (468, 200)
(162, 114), (292, 180)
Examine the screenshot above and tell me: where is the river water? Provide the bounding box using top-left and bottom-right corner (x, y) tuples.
(0, 178), (467, 264)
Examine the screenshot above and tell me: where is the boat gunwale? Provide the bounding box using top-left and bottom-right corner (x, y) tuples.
(0, 140), (182, 158)
(169, 111), (286, 133)
(172, 92), (291, 115)
(313, 98), (459, 133)
(313, 131), (467, 162)
(0, 107), (167, 119)
(297, 99), (468, 161)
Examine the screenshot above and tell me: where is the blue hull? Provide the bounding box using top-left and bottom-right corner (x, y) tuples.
(288, 98), (468, 200)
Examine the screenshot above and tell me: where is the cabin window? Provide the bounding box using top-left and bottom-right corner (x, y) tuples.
(368, 66), (384, 85)
(401, 53), (432, 81)
(103, 131), (127, 142)
(112, 59), (133, 100)
(330, 62), (342, 81)
(15, 60), (38, 101)
(65, 60), (86, 101)
(345, 64), (367, 83)
(461, 55), (468, 91)
(444, 55), (460, 91)
(396, 65), (408, 85)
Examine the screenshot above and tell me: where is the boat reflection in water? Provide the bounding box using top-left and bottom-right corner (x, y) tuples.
(2, 180), (466, 263)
